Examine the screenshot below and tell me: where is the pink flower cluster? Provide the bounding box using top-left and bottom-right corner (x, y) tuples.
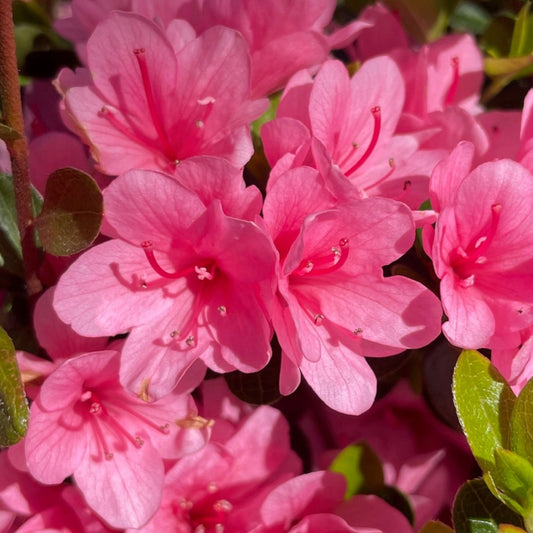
(4, 0), (533, 530)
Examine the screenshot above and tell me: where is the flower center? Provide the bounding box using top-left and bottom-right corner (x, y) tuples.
(173, 483), (233, 533)
(450, 203), (501, 288)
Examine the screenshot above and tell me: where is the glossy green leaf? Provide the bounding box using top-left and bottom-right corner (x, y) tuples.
(419, 521), (454, 533)
(453, 479), (524, 533)
(0, 326), (29, 446)
(453, 350), (516, 472)
(328, 441), (384, 498)
(485, 56), (533, 77)
(510, 2), (533, 58)
(489, 448), (533, 516)
(34, 167), (103, 256)
(449, 2), (491, 35)
(510, 379), (533, 465)
(0, 174), (43, 275)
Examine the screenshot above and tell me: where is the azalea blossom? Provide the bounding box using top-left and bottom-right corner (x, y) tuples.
(54, 167), (276, 399)
(425, 142), (533, 348)
(262, 57), (443, 210)
(57, 11), (267, 175)
(24, 349), (209, 529)
(263, 166), (442, 414)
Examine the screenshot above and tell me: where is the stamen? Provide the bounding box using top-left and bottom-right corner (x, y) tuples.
(133, 48), (176, 161)
(345, 106), (382, 176)
(175, 414), (215, 429)
(141, 241), (195, 279)
(313, 314), (325, 325)
(444, 56), (460, 106)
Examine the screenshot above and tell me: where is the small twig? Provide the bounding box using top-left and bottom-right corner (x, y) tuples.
(0, 0), (42, 296)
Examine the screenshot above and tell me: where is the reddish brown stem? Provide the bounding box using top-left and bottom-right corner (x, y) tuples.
(0, 0), (42, 296)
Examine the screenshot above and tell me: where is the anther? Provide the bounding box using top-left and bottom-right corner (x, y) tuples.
(185, 335), (195, 346)
(353, 328), (363, 336)
(135, 436), (144, 447)
(208, 482), (218, 493)
(195, 265), (214, 281)
(314, 314), (325, 325)
(339, 237), (349, 247)
(217, 305), (227, 316)
(105, 452), (114, 460)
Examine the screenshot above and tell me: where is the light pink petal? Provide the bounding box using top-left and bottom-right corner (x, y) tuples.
(261, 471), (345, 526)
(205, 279), (272, 373)
(429, 140), (474, 212)
(65, 86), (165, 175)
(263, 166), (335, 251)
(103, 168), (206, 249)
(298, 332), (376, 415)
(308, 60), (352, 155)
(261, 117), (311, 168)
(336, 494), (414, 533)
(74, 440), (164, 529)
(25, 400), (88, 484)
(336, 56), (404, 172)
(54, 240), (176, 336)
(119, 309), (205, 400)
(33, 288), (108, 360)
(301, 274), (442, 354)
(87, 12), (176, 126)
(171, 156), (262, 220)
(291, 515), (370, 533)
(251, 32), (328, 97)
(440, 273), (495, 348)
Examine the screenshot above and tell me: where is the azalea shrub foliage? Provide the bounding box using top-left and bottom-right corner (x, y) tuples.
(3, 0), (533, 531)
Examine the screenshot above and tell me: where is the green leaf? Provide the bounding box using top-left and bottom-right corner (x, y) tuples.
(328, 441), (384, 498)
(510, 2), (533, 58)
(453, 350), (516, 472)
(0, 123), (22, 141)
(453, 478), (525, 533)
(510, 378), (533, 465)
(34, 167), (103, 256)
(485, 56), (533, 77)
(449, 1), (492, 35)
(0, 174), (23, 275)
(0, 326), (29, 446)
(419, 521), (454, 533)
(490, 448), (533, 515)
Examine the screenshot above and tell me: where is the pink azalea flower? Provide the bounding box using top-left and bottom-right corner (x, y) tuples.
(58, 12), (267, 175)
(256, 471), (413, 533)
(263, 166), (442, 414)
(24, 349), (209, 529)
(55, 0), (368, 98)
(196, 0), (369, 97)
(426, 142), (533, 349)
(54, 167), (276, 400)
(262, 57), (442, 210)
(129, 404), (301, 533)
(298, 380), (473, 529)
